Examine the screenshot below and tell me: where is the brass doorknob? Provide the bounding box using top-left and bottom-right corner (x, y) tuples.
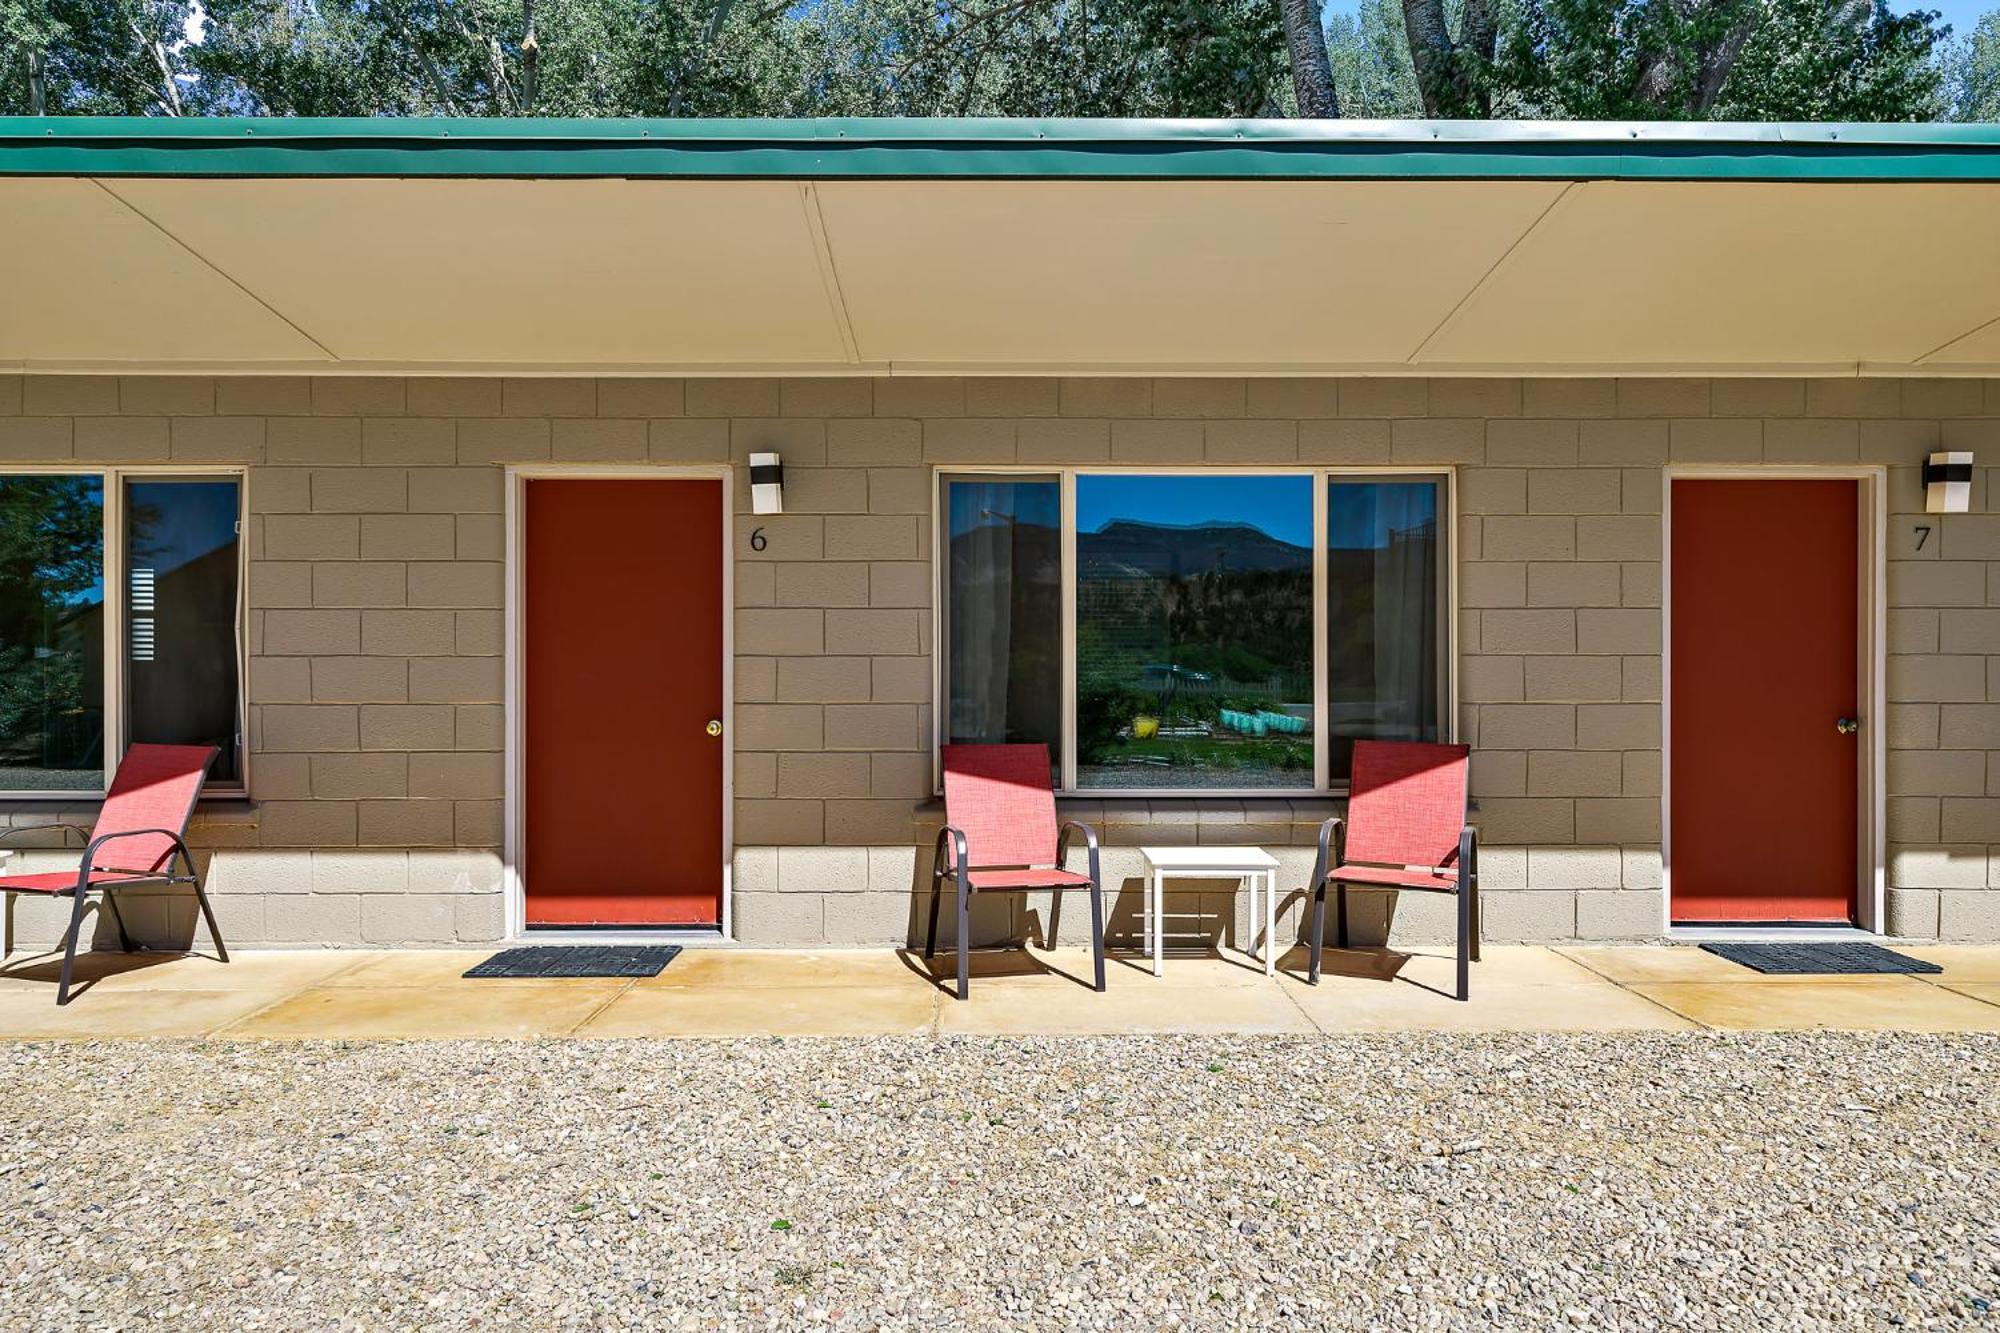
(706, 720), (723, 738)
(1835, 717), (1860, 735)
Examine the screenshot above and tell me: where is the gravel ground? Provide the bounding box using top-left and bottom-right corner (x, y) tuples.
(1, 1033), (1995, 1331)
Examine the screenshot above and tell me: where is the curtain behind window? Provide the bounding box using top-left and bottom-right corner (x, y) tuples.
(1327, 480), (1441, 782)
(944, 478), (1061, 772)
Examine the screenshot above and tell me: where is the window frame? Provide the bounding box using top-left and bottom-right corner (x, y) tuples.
(0, 465), (250, 802)
(933, 464), (1455, 798)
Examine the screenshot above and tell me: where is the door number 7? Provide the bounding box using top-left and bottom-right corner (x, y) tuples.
(1915, 525), (1932, 551)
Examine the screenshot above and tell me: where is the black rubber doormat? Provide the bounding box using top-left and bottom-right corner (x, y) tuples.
(464, 945), (683, 979)
(1699, 942), (1942, 975)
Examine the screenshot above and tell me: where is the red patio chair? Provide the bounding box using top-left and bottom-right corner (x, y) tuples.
(928, 743), (1104, 1001)
(1306, 739), (1480, 1000)
(0, 744), (227, 1004)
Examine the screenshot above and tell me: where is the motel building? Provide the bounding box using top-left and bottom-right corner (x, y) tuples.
(2, 117), (1999, 965)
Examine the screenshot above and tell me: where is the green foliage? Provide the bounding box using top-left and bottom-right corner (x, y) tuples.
(1716, 0), (1945, 121)
(1942, 11), (2000, 120)
(1325, 0), (1423, 117)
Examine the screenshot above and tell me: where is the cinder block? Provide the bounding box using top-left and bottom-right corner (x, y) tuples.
(1575, 798), (1659, 843)
(1765, 419), (1858, 463)
(1206, 420), (1297, 463)
(1112, 419), (1206, 463)
(407, 561), (503, 608)
(1888, 749), (1987, 797)
(737, 609), (824, 656)
(1617, 379), (1709, 417)
(1459, 656), (1524, 703)
(687, 378), (779, 417)
(826, 609), (920, 655)
(1577, 608), (1661, 655)
(361, 609), (455, 657)
(824, 704), (922, 751)
(311, 656), (409, 703)
(1526, 845), (1621, 888)
(256, 801), (359, 848)
(1390, 418), (1483, 464)
(1486, 420), (1577, 466)
(1709, 379), (1805, 417)
(1667, 418), (1761, 462)
(733, 704), (825, 751)
(270, 418), (364, 465)
(824, 892), (921, 946)
(873, 377), (965, 417)
(1527, 751), (1623, 797)
(1480, 609), (1576, 655)
(262, 892), (363, 946)
(1621, 847), (1662, 889)
(966, 378), (1057, 417)
(1482, 516), (1576, 561)
(732, 889), (823, 943)
(265, 609), (362, 655)
(776, 752), (871, 798)
(1059, 378), (1151, 416)
(76, 415), (170, 461)
(1523, 379), (1617, 418)
(361, 894), (458, 945)
(409, 752), (503, 800)
(1884, 887), (1941, 938)
(1477, 703), (1579, 750)
(265, 515), (360, 560)
(1527, 469), (1621, 514)
(922, 419), (1015, 463)
(1576, 704), (1659, 750)
(648, 419), (731, 462)
(1887, 846), (1986, 889)
(776, 657), (872, 703)
(127, 376), (215, 417)
(1458, 468), (1527, 514)
(408, 467), (504, 513)
(501, 377), (595, 417)
(866, 468), (932, 515)
(1430, 378), (1521, 418)
(312, 378), (405, 417)
(310, 752), (409, 800)
(407, 378), (503, 417)
(1527, 562), (1621, 608)
(1938, 889), (2000, 941)
(1524, 656), (1622, 702)
(824, 418), (920, 465)
(1476, 889), (1577, 941)
(780, 378), (872, 417)
(1340, 379), (1427, 417)
(360, 704), (456, 751)
(1577, 420), (1668, 466)
(1888, 655), (1985, 703)
(777, 845), (870, 893)
(1472, 798), (1575, 843)
(311, 850), (409, 894)
(361, 515), (455, 561)
(824, 516), (919, 560)
(454, 893), (505, 943)
(1247, 380), (1340, 418)
(359, 800), (456, 847)
(1575, 890), (1662, 940)
(262, 704), (360, 752)
(408, 656), (502, 704)
(312, 562), (406, 608)
(1297, 419), (1391, 463)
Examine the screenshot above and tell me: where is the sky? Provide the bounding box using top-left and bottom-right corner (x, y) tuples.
(1321, 0), (1991, 45)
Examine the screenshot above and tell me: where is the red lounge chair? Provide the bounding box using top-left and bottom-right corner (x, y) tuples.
(929, 743), (1104, 1001)
(0, 743), (227, 1004)
(1307, 739), (1480, 1000)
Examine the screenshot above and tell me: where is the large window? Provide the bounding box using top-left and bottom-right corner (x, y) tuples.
(0, 471), (244, 797)
(937, 469), (1449, 794)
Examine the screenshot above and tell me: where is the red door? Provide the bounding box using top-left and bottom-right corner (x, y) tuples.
(524, 478), (724, 926)
(1670, 478), (1859, 924)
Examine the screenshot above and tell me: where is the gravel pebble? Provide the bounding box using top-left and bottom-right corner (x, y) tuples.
(1, 1031), (1995, 1330)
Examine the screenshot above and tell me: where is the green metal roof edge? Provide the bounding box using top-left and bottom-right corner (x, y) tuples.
(5, 117), (2000, 180)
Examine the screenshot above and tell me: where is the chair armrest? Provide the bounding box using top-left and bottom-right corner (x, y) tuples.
(934, 824), (970, 887)
(1458, 824), (1477, 885)
(0, 823), (90, 849)
(1057, 820), (1102, 882)
(1312, 816), (1344, 889)
(84, 827), (195, 878)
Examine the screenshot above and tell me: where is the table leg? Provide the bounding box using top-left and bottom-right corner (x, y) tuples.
(1152, 871), (1165, 978)
(1243, 873), (1258, 966)
(1264, 869), (1277, 977)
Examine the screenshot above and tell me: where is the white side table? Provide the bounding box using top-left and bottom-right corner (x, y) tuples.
(1138, 846), (1281, 978)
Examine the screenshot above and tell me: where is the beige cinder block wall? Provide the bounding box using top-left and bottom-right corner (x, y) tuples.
(0, 373), (1995, 950)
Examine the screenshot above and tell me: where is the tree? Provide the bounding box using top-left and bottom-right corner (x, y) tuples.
(1326, 0), (1424, 118)
(1280, 0), (1339, 115)
(1942, 10), (2000, 120)
(1403, 0), (1498, 116)
(1496, 0), (1942, 120)
(2, 0), (196, 114)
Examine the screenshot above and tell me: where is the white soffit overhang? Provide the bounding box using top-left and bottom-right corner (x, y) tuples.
(4, 118), (1999, 377)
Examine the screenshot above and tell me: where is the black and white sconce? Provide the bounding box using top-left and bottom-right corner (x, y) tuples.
(750, 451), (784, 515)
(1924, 450), (1973, 514)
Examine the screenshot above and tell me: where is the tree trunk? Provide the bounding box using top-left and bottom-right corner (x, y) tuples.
(1401, 0), (1494, 117)
(520, 0), (540, 114)
(1280, 0), (1340, 117)
(27, 48), (47, 115)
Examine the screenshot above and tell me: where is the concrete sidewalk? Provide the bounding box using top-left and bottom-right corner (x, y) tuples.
(1, 943), (1997, 1039)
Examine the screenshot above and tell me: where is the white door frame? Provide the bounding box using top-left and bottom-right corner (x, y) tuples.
(1660, 466), (1887, 938)
(503, 464), (735, 943)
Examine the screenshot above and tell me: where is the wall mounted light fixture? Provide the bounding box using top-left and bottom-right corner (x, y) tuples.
(750, 451), (784, 515)
(1924, 450), (1973, 514)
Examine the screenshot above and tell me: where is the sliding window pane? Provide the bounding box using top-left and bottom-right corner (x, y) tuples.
(0, 475), (105, 791)
(1075, 475), (1314, 790)
(943, 477), (1062, 773)
(125, 479), (242, 784)
(1326, 478), (1442, 783)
